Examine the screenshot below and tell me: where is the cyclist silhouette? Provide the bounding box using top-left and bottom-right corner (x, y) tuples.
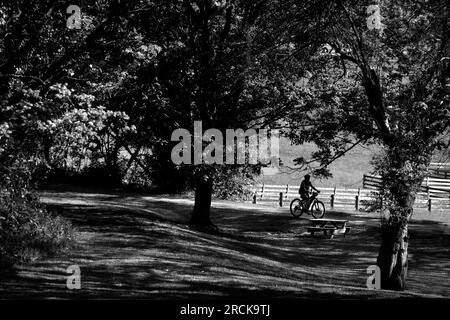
(299, 174), (319, 209)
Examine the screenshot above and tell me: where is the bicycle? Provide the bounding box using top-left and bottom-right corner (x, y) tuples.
(289, 191), (325, 218)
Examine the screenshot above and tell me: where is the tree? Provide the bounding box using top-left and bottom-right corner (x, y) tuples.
(133, 0), (292, 226)
(0, 0), (132, 165)
(1, 0), (290, 226)
(275, 0), (449, 290)
(0, 0), (164, 187)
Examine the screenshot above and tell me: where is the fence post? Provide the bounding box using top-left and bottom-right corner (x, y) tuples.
(426, 177), (430, 200)
(279, 192), (283, 207)
(363, 174), (366, 189)
(261, 183), (265, 199)
(330, 187), (336, 209)
(355, 188), (361, 211)
(428, 198), (432, 212)
(286, 184), (289, 200)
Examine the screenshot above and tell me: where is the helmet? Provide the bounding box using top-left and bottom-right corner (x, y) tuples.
(305, 174), (311, 179)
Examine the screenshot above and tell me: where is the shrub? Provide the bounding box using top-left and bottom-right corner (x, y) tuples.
(360, 195), (383, 212)
(213, 166), (259, 201)
(0, 160), (74, 272)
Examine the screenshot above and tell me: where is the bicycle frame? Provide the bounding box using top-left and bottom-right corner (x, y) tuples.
(303, 192), (319, 211)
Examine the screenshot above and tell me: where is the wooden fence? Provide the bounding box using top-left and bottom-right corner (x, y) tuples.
(363, 174), (450, 199)
(429, 162), (450, 179)
(363, 163), (450, 192)
(252, 183), (450, 211)
(252, 184), (378, 210)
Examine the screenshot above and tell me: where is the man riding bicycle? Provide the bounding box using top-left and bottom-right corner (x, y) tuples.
(299, 174), (319, 210)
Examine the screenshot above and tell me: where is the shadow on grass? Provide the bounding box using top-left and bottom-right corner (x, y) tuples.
(0, 190), (448, 299)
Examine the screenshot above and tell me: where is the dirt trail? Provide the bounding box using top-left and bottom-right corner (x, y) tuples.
(0, 189), (449, 299)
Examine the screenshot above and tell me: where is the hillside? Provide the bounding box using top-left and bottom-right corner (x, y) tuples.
(259, 138), (380, 188)
(260, 138), (450, 188)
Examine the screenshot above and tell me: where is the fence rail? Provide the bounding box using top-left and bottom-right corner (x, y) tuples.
(252, 184), (379, 210)
(429, 162), (450, 179)
(252, 183), (450, 211)
(363, 174), (450, 199)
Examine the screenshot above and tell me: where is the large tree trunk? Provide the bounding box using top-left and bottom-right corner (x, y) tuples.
(376, 213), (410, 290)
(376, 157), (423, 290)
(190, 176), (213, 226)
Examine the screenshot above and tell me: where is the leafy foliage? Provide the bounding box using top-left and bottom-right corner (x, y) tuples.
(0, 158), (74, 270)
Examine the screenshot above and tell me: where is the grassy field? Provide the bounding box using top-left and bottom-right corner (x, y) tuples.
(260, 138), (380, 187)
(0, 188), (448, 299)
(261, 138), (450, 188)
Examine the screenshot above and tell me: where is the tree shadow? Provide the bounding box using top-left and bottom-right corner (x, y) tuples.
(1, 190), (448, 299)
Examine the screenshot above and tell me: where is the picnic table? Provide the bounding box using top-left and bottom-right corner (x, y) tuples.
(306, 219), (351, 239)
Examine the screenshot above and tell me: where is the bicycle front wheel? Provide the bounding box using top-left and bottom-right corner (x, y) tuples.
(311, 200), (325, 218)
(290, 199), (303, 218)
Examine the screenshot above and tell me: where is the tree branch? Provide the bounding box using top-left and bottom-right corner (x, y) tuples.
(0, 73), (45, 85)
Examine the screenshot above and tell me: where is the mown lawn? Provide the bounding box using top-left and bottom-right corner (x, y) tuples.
(0, 188), (448, 299)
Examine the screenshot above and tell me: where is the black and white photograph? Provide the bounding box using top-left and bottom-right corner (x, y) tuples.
(0, 0), (449, 313)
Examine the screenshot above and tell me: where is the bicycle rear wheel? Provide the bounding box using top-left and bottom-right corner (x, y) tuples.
(311, 200), (325, 218)
(290, 199), (304, 217)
